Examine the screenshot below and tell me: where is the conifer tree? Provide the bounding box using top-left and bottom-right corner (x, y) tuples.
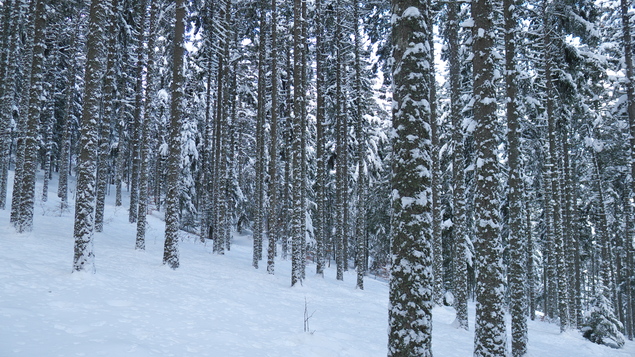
(447, 0), (469, 330)
(387, 0), (433, 354)
(73, 0), (111, 272)
(13, 0), (47, 233)
(267, 0), (280, 275)
(505, 0), (527, 353)
(472, 0), (507, 353)
(163, 0), (186, 269)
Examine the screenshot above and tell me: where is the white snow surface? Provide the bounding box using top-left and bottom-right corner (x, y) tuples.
(2, 171), (635, 356)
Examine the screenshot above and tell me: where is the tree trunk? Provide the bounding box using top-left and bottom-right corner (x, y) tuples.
(314, 0), (326, 277)
(136, 0), (158, 250)
(253, 0), (267, 268)
(505, 0), (527, 353)
(472, 0), (507, 353)
(14, 0), (47, 233)
(448, 0), (469, 330)
(73, 0), (111, 272)
(291, 0), (305, 287)
(388, 0), (433, 354)
(163, 0), (186, 269)
(95, 0), (120, 233)
(267, 0), (280, 275)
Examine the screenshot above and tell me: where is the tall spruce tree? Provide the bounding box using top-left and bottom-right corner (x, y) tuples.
(472, 0), (507, 354)
(447, 0), (469, 331)
(12, 0), (47, 233)
(387, 0), (433, 355)
(505, 0), (528, 353)
(163, 0), (186, 269)
(73, 0), (111, 272)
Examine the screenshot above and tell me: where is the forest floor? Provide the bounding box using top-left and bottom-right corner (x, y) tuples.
(1, 171), (634, 356)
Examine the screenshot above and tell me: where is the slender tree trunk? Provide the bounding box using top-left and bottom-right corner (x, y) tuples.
(621, 0), (635, 339)
(448, 0), (468, 330)
(353, 0), (366, 290)
(334, 0), (346, 281)
(128, 0), (149, 224)
(136, 0), (158, 250)
(267, 0), (279, 275)
(57, 18), (81, 211)
(527, 185), (536, 320)
(291, 0), (305, 287)
(314, 0), (326, 277)
(505, 0), (527, 353)
(429, 1), (443, 305)
(73, 0), (111, 272)
(163, 0), (186, 269)
(95, 0), (120, 232)
(253, 0), (267, 268)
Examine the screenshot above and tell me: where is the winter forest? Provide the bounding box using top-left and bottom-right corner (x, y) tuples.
(2, 0), (635, 355)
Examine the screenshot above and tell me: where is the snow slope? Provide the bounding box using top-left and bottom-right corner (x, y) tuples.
(1, 173), (634, 356)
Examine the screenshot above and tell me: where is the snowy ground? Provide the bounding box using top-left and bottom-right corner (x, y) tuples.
(1, 172), (635, 356)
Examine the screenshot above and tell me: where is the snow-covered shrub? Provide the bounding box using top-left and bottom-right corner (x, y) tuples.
(581, 292), (625, 349)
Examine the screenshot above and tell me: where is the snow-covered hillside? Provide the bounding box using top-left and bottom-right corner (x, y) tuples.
(1, 174), (634, 356)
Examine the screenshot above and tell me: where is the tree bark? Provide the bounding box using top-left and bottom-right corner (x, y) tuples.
(73, 0), (111, 272)
(163, 0), (186, 269)
(388, 0), (433, 355)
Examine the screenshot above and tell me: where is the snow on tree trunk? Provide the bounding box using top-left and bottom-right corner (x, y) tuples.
(505, 0), (528, 353)
(253, 0), (267, 269)
(163, 0), (186, 270)
(620, 0), (635, 339)
(10, 0), (36, 227)
(447, 0), (468, 331)
(13, 0), (47, 233)
(128, 0), (149, 225)
(429, 2), (442, 306)
(95, 0), (119, 233)
(291, 0), (305, 287)
(353, 0), (366, 291)
(472, 0), (507, 354)
(387, 1), (433, 355)
(314, 0), (326, 278)
(73, 0), (111, 272)
(0, 0), (17, 210)
(136, 0), (158, 250)
(267, 0), (280, 275)
(335, 0), (347, 281)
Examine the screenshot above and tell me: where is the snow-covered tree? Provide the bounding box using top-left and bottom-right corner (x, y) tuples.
(387, 0), (434, 354)
(471, 0), (507, 354)
(163, 0), (186, 269)
(73, 0), (112, 272)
